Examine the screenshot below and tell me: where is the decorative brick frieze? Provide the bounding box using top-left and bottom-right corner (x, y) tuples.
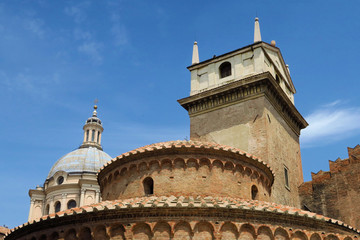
(5, 197), (359, 240)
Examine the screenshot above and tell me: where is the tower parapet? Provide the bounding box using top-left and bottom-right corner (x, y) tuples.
(188, 19), (295, 105)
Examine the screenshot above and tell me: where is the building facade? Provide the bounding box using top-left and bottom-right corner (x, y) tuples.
(300, 145), (360, 230)
(178, 19), (307, 207)
(27, 106), (112, 222)
(5, 18), (360, 240)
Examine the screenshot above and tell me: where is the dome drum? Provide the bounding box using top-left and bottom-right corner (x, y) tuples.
(98, 141), (274, 201)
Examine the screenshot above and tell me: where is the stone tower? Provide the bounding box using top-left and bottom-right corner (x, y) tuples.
(178, 18), (308, 207)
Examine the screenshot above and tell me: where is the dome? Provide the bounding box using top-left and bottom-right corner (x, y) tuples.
(47, 147), (112, 179)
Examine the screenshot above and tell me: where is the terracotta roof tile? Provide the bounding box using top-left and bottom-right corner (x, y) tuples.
(0, 226), (10, 235)
(13, 196), (359, 235)
(98, 140), (273, 180)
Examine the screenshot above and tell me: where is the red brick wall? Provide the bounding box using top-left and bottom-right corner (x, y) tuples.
(299, 145), (360, 229)
(100, 153), (271, 201)
(14, 220), (356, 240)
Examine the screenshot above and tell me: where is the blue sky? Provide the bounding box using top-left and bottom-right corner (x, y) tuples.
(1, 0), (360, 228)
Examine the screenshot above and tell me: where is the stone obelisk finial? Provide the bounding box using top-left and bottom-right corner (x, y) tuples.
(254, 17), (262, 42)
(192, 41), (199, 65)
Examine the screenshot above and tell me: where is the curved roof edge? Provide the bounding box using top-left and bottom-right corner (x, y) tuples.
(98, 140), (275, 183)
(47, 147), (112, 179)
(8, 196), (360, 237)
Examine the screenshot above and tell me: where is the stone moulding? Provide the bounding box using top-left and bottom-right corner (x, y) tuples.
(178, 72), (308, 136)
(5, 196), (360, 240)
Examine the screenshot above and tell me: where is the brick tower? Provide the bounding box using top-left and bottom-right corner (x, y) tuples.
(178, 18), (308, 207)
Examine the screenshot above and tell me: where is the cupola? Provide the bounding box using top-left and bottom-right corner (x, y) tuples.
(80, 105), (104, 150)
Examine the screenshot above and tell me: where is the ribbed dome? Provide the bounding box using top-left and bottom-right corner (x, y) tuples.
(47, 147), (112, 179)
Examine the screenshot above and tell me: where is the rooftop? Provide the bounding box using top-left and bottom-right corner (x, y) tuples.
(9, 196), (359, 236)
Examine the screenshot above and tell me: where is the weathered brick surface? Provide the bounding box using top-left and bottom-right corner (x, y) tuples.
(189, 96), (303, 207)
(6, 213), (358, 240)
(299, 145), (360, 229)
(6, 196), (360, 239)
(99, 141), (273, 202)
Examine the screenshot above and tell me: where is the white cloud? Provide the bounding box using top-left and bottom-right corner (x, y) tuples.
(0, 70), (11, 89)
(73, 28), (91, 41)
(64, 2), (90, 24)
(64, 2), (105, 64)
(301, 100), (360, 147)
(111, 22), (128, 46)
(24, 18), (44, 38)
(108, 4), (129, 47)
(78, 41), (103, 64)
(0, 69), (61, 98)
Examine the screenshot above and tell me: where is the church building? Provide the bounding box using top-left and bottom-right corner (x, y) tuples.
(27, 105), (112, 222)
(4, 18), (360, 240)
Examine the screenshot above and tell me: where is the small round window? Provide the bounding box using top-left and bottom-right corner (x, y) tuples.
(57, 176), (64, 185)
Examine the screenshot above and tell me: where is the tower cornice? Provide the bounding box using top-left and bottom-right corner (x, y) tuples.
(178, 72), (308, 136)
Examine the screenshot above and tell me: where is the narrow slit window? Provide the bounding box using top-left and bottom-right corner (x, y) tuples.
(91, 130), (95, 141)
(97, 131), (100, 143)
(251, 185), (258, 200)
(86, 130), (89, 142)
(284, 166), (290, 189)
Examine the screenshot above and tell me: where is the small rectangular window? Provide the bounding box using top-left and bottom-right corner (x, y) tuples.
(284, 166), (290, 189)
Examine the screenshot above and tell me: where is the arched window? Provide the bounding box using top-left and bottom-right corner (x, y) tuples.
(143, 177), (154, 195)
(91, 130), (95, 141)
(276, 74), (280, 84)
(219, 62), (232, 78)
(97, 131), (100, 143)
(251, 185), (258, 200)
(55, 201), (61, 213)
(45, 204), (49, 215)
(67, 200), (76, 209)
(86, 130), (89, 141)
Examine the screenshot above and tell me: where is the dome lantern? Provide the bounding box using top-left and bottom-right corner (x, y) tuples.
(80, 104), (104, 150)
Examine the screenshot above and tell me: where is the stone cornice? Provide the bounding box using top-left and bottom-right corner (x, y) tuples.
(6, 196), (359, 239)
(28, 189), (45, 197)
(177, 72), (308, 136)
(44, 183), (80, 195)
